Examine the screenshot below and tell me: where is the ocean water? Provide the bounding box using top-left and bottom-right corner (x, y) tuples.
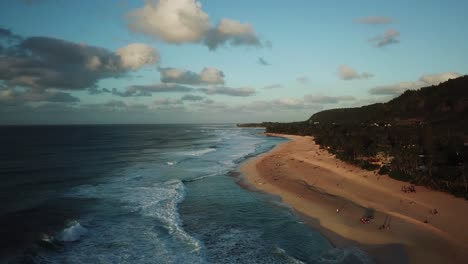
(0, 124), (372, 264)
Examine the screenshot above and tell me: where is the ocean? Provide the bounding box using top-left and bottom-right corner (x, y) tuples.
(0, 124), (372, 263)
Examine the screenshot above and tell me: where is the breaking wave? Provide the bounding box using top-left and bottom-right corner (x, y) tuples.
(55, 220), (87, 242)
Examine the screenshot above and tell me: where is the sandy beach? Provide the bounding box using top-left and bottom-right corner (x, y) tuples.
(241, 133), (468, 264)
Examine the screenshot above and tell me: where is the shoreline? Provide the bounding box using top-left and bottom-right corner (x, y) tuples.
(240, 133), (468, 264)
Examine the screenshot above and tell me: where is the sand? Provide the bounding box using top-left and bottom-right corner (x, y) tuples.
(240, 133), (468, 264)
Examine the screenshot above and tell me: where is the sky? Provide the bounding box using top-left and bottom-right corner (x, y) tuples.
(0, 0), (467, 124)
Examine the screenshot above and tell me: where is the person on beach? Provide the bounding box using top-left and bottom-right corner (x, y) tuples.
(379, 216), (391, 230)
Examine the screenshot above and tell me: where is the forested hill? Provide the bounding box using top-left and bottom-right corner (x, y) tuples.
(308, 75), (468, 129)
(240, 76), (467, 198)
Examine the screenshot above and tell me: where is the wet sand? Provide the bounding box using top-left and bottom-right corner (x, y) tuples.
(241, 133), (468, 264)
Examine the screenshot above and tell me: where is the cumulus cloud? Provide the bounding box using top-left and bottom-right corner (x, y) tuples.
(369, 72), (462, 95)
(116, 43), (159, 70)
(296, 76), (310, 85)
(199, 86), (255, 97)
(126, 0), (262, 50)
(204, 19), (261, 50)
(304, 95), (356, 104)
(338, 65), (374, 80)
(127, 0), (210, 43)
(159, 67), (224, 85)
(355, 16), (393, 25)
(112, 83), (193, 97)
(0, 28), (159, 92)
(369, 29), (400, 47)
(257, 57), (270, 66)
(263, 84), (283, 89)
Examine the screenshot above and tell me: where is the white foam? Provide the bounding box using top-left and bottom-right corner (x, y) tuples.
(167, 161), (176, 166)
(40, 233), (53, 243)
(185, 173), (217, 183)
(181, 148), (216, 157)
(274, 246), (306, 264)
(319, 247), (373, 264)
(125, 180), (203, 253)
(56, 220), (87, 242)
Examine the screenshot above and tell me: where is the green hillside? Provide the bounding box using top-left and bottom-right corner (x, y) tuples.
(255, 76), (468, 198)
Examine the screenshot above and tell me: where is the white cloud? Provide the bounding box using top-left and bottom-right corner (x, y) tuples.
(126, 0), (210, 43)
(369, 29), (400, 47)
(419, 72), (461, 85)
(126, 0), (261, 50)
(205, 19), (261, 50)
(116, 43), (159, 70)
(199, 68), (225, 84)
(85, 56), (102, 71)
(369, 72), (462, 95)
(338, 65), (373, 80)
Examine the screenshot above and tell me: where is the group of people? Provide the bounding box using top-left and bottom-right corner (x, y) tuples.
(378, 216), (391, 230)
(402, 184), (416, 193)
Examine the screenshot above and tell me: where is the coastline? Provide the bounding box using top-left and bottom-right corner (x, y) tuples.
(240, 133), (468, 264)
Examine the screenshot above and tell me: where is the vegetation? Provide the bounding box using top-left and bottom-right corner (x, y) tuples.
(239, 76), (468, 198)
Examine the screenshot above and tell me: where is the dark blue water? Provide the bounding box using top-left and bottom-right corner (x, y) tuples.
(0, 124), (372, 263)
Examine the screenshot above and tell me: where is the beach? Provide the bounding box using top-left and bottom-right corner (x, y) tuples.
(241, 133), (468, 264)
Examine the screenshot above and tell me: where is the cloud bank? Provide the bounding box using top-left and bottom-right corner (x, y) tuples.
(159, 67), (224, 85)
(112, 83), (193, 97)
(199, 86), (255, 97)
(0, 28), (159, 104)
(369, 72), (462, 95)
(1, 36), (159, 90)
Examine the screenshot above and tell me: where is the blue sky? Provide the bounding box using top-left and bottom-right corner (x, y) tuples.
(0, 0), (467, 124)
